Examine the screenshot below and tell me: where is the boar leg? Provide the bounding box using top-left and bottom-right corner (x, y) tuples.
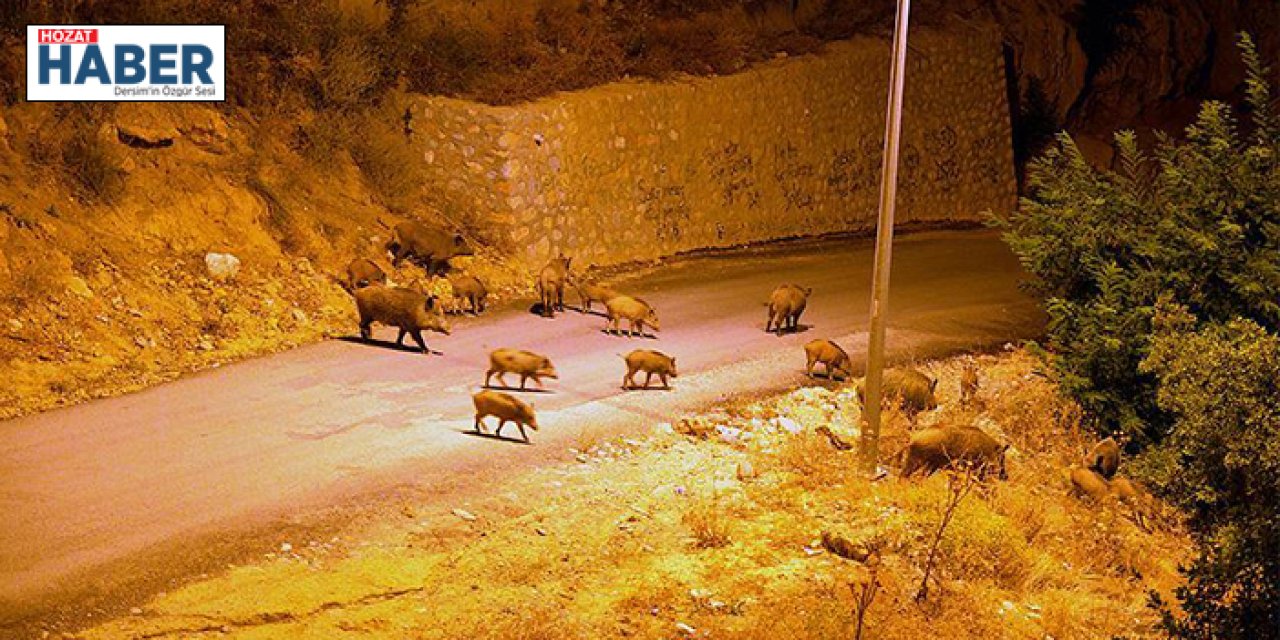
(360, 321), (373, 341)
(518, 423), (529, 442)
(643, 372), (653, 388)
(395, 329), (407, 345)
(494, 419), (507, 438)
(473, 414), (484, 433)
(519, 375), (528, 390)
(660, 373), (670, 389)
(408, 329), (429, 354)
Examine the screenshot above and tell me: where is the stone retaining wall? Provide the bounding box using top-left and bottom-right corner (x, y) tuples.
(408, 21), (1015, 267)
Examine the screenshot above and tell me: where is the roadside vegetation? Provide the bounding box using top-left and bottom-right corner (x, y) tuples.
(995, 35), (1280, 636)
(79, 349), (1189, 640)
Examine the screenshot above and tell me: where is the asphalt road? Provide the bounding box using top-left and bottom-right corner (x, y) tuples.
(0, 229), (1043, 634)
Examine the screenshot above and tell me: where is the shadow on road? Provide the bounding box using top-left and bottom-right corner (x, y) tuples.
(459, 429), (534, 445)
(481, 385), (555, 394)
(335, 336), (444, 356)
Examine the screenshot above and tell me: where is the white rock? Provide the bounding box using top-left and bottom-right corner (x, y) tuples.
(280, 542), (292, 552)
(675, 622), (697, 636)
(452, 508), (478, 522)
(774, 417), (803, 434)
(204, 252), (241, 281)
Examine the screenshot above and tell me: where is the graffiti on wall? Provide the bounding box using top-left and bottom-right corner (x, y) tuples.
(707, 142), (760, 209)
(636, 165), (691, 243)
(773, 143), (817, 211)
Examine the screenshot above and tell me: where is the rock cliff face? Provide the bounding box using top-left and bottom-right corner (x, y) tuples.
(987, 0), (1279, 164)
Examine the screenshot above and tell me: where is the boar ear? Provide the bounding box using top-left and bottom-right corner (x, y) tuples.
(1001, 443), (1011, 453)
(453, 233), (465, 246)
(929, 378), (938, 392)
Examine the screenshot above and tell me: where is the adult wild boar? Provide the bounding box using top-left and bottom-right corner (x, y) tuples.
(472, 390), (538, 442)
(1086, 437), (1120, 479)
(857, 368), (938, 421)
(385, 221), (473, 274)
(574, 280), (620, 312)
(605, 295), (660, 337)
(354, 286), (451, 354)
(899, 426), (1009, 480)
(449, 273), (488, 315)
(622, 349), (677, 389)
(345, 257), (387, 291)
(766, 284), (812, 335)
(536, 255), (572, 316)
(485, 348), (558, 390)
(804, 338), (853, 380)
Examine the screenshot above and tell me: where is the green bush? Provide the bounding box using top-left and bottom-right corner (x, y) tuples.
(1141, 306), (1280, 637)
(994, 34), (1280, 443)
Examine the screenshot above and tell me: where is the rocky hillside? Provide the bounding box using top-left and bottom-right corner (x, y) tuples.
(0, 100), (527, 419)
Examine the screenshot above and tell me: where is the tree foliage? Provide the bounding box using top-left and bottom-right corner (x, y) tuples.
(995, 33), (1280, 444)
(1142, 307), (1280, 638)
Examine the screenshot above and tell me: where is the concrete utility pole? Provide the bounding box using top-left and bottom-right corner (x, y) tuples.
(860, 0), (911, 470)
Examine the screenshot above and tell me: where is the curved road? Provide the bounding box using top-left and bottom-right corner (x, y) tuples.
(0, 229), (1043, 635)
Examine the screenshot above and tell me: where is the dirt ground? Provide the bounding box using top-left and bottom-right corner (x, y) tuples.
(75, 349), (1189, 640)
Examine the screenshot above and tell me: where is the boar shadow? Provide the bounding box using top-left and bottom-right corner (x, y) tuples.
(621, 384), (674, 392)
(576, 306), (609, 318)
(459, 429), (535, 445)
(482, 384), (555, 394)
(769, 323), (813, 336)
(600, 329), (659, 340)
(336, 335), (443, 356)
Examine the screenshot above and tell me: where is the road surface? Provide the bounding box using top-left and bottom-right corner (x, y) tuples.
(0, 229), (1043, 635)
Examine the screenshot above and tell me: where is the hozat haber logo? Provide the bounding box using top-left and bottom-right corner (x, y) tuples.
(27, 25), (225, 102)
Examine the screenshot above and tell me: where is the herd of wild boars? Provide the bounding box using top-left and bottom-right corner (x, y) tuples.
(340, 228), (1030, 488)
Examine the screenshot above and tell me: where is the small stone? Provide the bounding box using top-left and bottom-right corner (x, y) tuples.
(452, 508), (478, 522)
(535, 527), (548, 536)
(66, 276), (93, 298)
(774, 417), (802, 434)
(675, 622), (697, 636)
(280, 542), (292, 552)
(7, 319), (23, 333)
(291, 308), (308, 324)
(736, 460), (758, 481)
(204, 252), (241, 281)
(129, 607), (142, 615)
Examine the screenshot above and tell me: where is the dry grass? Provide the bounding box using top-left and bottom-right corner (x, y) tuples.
(80, 348), (1190, 640)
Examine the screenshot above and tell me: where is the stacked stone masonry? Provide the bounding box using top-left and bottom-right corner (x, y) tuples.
(408, 22), (1016, 267)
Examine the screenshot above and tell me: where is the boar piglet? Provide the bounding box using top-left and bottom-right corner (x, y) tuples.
(472, 390), (538, 442)
(804, 339), (852, 380)
(486, 348), (558, 390)
(622, 349), (677, 389)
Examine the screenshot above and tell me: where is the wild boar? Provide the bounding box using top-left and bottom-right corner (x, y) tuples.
(804, 338), (853, 380)
(857, 368), (938, 421)
(622, 349), (677, 389)
(449, 273), (488, 315)
(959, 360), (980, 406)
(385, 221), (473, 274)
(765, 284), (812, 335)
(354, 285), (451, 354)
(486, 348), (558, 390)
(605, 295), (660, 337)
(536, 255), (572, 317)
(345, 257), (386, 291)
(1086, 437), (1120, 479)
(472, 390), (538, 442)
(574, 280), (620, 312)
(1068, 467), (1111, 501)
(899, 426), (1009, 480)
